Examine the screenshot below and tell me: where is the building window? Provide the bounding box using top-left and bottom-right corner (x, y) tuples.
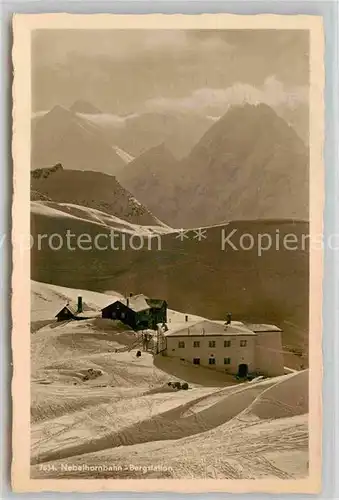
(121, 312), (126, 319)
(193, 341), (200, 348)
(208, 341), (216, 348)
(178, 341), (185, 348)
(193, 358), (200, 365)
(224, 340), (231, 347)
(224, 357), (231, 365)
(209, 358), (216, 365)
(240, 340), (247, 347)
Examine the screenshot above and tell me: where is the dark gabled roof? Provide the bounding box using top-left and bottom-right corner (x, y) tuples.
(102, 295), (167, 314)
(102, 296), (149, 313)
(146, 298), (167, 309)
(55, 301), (92, 318)
(55, 304), (77, 317)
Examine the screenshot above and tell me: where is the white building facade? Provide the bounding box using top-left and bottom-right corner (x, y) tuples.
(161, 319), (284, 377)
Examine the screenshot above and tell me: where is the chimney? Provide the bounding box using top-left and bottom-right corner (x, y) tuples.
(127, 297), (130, 308)
(226, 312), (232, 325)
(185, 315), (188, 322)
(77, 296), (83, 313)
(130, 292), (133, 297)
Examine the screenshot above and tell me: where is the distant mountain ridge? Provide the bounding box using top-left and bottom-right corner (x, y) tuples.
(30, 164), (165, 226)
(69, 100), (102, 114)
(32, 104), (215, 160)
(116, 142), (177, 197)
(31, 105), (127, 176)
(31, 102), (309, 228)
(117, 104), (309, 227)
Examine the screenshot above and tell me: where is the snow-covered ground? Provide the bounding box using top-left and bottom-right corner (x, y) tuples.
(30, 281), (309, 479)
(31, 281), (123, 322)
(31, 200), (172, 235)
(31, 281), (203, 323)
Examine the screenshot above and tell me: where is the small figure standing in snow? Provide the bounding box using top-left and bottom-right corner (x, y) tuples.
(142, 333), (147, 351)
(142, 333), (151, 351)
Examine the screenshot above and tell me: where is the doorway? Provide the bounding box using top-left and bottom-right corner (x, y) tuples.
(238, 363), (248, 378)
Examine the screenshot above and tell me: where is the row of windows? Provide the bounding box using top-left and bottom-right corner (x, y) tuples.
(193, 357), (231, 365)
(178, 339), (247, 348)
(111, 312), (125, 319)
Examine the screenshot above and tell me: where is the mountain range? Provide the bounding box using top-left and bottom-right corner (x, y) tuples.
(32, 102), (309, 228)
(31, 105), (129, 176)
(31, 164), (166, 227)
(32, 104), (215, 164)
(31, 102), (309, 230)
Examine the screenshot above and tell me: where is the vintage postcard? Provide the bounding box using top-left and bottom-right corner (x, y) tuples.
(12, 13), (324, 493)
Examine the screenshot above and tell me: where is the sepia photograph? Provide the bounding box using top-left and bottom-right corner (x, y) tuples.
(11, 13), (324, 493)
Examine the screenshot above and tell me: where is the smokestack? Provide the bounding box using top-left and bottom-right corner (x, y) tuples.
(185, 315), (188, 322)
(77, 296), (83, 313)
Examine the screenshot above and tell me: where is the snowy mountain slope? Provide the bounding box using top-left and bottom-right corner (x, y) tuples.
(31, 280), (123, 322)
(31, 165), (167, 227)
(119, 104), (309, 228)
(31, 201), (171, 235)
(31, 105), (128, 176)
(30, 279), (308, 480)
(29, 310), (308, 482)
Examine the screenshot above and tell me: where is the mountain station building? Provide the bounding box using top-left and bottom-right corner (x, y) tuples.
(158, 319), (284, 377)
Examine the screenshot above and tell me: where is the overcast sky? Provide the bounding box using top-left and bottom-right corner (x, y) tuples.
(32, 29), (309, 116)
